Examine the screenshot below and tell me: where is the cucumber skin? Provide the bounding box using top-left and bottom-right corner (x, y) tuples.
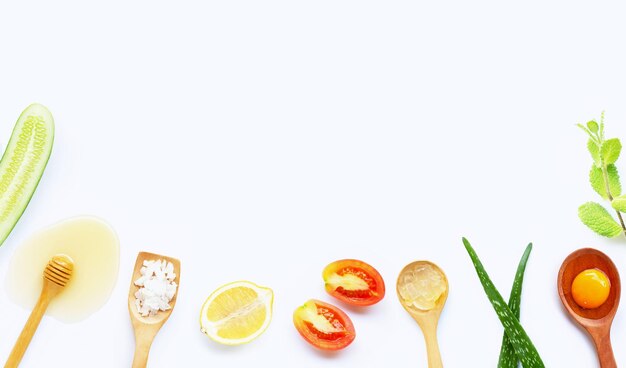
(0, 103), (54, 246)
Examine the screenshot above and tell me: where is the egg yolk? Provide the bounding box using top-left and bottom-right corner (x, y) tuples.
(571, 268), (611, 309)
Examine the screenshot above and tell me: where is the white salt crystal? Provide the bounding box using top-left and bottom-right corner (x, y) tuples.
(134, 259), (177, 317)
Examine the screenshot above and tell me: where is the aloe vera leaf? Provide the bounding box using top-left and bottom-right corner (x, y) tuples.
(497, 243), (533, 368)
(462, 238), (544, 368)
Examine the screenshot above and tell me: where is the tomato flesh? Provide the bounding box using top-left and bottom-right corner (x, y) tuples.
(293, 299), (355, 350)
(323, 259), (385, 306)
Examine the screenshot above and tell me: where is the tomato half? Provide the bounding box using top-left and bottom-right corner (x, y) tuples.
(323, 259), (385, 306)
(293, 299), (356, 350)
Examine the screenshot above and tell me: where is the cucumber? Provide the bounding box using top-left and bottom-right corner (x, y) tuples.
(0, 103), (54, 246)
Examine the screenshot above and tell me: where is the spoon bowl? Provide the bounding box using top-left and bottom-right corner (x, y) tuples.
(128, 252), (180, 368)
(558, 248), (620, 368)
(397, 261), (448, 368)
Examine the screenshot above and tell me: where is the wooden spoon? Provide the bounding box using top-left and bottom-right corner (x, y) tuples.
(128, 252), (180, 368)
(558, 248), (620, 368)
(397, 261), (448, 368)
(4, 254), (74, 368)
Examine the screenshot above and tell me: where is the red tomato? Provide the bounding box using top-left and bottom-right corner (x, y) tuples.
(293, 299), (356, 350)
(322, 259), (385, 306)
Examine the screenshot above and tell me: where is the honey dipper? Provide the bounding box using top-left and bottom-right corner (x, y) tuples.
(4, 254), (74, 368)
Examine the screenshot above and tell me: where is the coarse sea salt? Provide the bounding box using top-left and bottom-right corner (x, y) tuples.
(134, 259), (177, 317)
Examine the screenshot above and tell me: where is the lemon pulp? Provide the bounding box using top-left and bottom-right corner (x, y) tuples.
(200, 281), (273, 345)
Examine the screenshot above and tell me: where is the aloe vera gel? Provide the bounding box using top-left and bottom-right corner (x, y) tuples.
(397, 263), (447, 311)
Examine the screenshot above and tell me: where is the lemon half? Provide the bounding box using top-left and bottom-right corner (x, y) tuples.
(200, 281), (274, 345)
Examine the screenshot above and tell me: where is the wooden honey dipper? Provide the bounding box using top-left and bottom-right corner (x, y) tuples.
(4, 254), (74, 368)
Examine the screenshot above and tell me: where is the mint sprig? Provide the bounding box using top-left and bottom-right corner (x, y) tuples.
(577, 114), (626, 238)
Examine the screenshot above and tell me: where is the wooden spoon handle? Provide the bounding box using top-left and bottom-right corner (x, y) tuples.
(589, 326), (616, 368)
(4, 291), (51, 368)
(422, 325), (443, 368)
(132, 334), (155, 368)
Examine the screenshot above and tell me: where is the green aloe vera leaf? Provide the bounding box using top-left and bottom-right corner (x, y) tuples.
(497, 243), (533, 368)
(462, 238), (544, 368)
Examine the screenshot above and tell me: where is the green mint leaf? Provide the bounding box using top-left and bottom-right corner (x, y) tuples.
(612, 196), (626, 213)
(600, 112), (606, 140)
(590, 165), (622, 199)
(587, 120), (599, 133)
(588, 139), (601, 167)
(578, 202), (623, 237)
(577, 123), (594, 139)
(609, 164), (622, 197)
(601, 138), (622, 165)
(590, 166), (605, 198)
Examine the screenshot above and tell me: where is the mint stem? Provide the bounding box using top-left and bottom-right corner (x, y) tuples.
(602, 164), (626, 236)
(616, 211), (626, 236)
(618, 213), (626, 236)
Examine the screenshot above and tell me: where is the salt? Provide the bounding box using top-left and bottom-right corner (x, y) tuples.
(134, 259), (177, 317)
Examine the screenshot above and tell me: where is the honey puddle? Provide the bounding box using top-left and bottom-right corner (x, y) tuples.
(5, 216), (119, 322)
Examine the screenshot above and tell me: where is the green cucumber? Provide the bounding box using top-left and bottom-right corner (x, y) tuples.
(462, 238), (544, 368)
(0, 103), (54, 246)
(498, 243), (532, 368)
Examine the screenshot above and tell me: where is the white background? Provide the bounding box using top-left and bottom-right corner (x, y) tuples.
(1, 1), (626, 367)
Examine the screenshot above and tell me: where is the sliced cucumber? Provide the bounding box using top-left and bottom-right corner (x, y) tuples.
(0, 103), (54, 246)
